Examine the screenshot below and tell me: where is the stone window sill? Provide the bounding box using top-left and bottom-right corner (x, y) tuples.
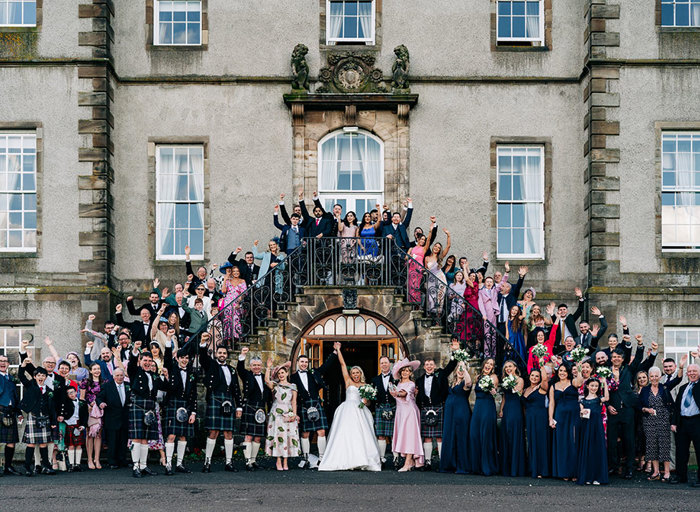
(493, 44), (549, 52)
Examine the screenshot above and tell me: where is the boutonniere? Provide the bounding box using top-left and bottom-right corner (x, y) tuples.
(47, 392), (53, 399)
(189, 375), (195, 382)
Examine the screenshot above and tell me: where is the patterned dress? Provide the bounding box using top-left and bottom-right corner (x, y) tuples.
(223, 279), (247, 342)
(407, 245), (425, 304)
(265, 383), (301, 457)
(642, 388), (671, 462)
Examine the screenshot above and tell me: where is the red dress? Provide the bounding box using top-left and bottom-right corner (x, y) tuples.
(458, 281), (482, 352)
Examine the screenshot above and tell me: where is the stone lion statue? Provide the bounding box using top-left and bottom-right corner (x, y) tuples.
(291, 43), (310, 91)
(391, 44), (410, 91)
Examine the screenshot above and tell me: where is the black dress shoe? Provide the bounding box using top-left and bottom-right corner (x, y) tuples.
(25, 468), (35, 477)
(132, 468), (142, 478)
(164, 466), (174, 476)
(141, 467), (157, 476)
(73, 464), (83, 472)
(34, 465), (42, 473)
(5, 466), (22, 476)
(225, 462), (238, 472)
(623, 470), (633, 480)
(202, 462), (211, 473)
(42, 466), (56, 475)
(245, 464), (254, 472)
(176, 465), (191, 474)
(251, 462), (260, 470)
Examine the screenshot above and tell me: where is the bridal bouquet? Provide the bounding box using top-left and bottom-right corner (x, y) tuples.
(571, 346), (589, 363)
(531, 343), (549, 359)
(595, 366), (612, 379)
(501, 374), (521, 395)
(451, 349), (470, 363)
(478, 376), (494, 392)
(358, 384), (377, 409)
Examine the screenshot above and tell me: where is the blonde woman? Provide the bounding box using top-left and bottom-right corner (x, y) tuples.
(264, 360), (301, 471)
(468, 358), (499, 475)
(439, 361), (472, 474)
(318, 344), (382, 471)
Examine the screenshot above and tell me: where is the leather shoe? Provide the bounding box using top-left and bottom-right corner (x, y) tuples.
(25, 468), (35, 477)
(176, 465), (191, 474)
(42, 466), (56, 475)
(164, 465), (174, 476)
(5, 466), (22, 476)
(141, 467), (157, 476)
(623, 470), (633, 480)
(73, 464), (83, 472)
(225, 462), (238, 472)
(132, 468), (142, 478)
(251, 462), (260, 470)
(245, 464), (254, 472)
(201, 462), (211, 473)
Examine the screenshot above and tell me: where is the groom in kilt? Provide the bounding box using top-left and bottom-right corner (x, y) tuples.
(290, 344), (338, 468)
(0, 353), (22, 475)
(238, 346), (271, 471)
(127, 349), (167, 478)
(371, 356), (398, 469)
(162, 337), (198, 476)
(198, 339), (242, 473)
(416, 341), (459, 470)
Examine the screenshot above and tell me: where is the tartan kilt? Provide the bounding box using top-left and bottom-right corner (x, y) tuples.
(23, 413), (52, 445)
(204, 393), (237, 432)
(0, 406), (20, 443)
(420, 405), (444, 438)
(300, 399), (328, 433)
(241, 403), (267, 437)
(65, 423), (85, 446)
(165, 398), (195, 437)
(374, 403), (395, 437)
(128, 397), (159, 440)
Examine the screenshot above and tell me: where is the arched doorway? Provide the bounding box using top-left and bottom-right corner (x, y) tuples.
(291, 311), (408, 423)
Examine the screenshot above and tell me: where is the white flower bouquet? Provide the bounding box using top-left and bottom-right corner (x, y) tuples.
(571, 345), (589, 363)
(531, 343), (549, 359)
(451, 349), (470, 362)
(358, 384), (377, 409)
(595, 366), (612, 379)
(478, 376), (494, 392)
(501, 374), (521, 395)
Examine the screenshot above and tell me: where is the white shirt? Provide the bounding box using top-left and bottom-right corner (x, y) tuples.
(66, 399), (80, 426)
(424, 374), (434, 397)
(221, 365), (232, 386)
(146, 372), (153, 391)
(116, 383), (126, 405)
(381, 373), (391, 391)
(255, 374), (264, 393)
(299, 371), (309, 391)
(180, 368), (188, 388)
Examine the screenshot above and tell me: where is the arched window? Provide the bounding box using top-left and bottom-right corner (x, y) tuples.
(318, 129), (383, 218)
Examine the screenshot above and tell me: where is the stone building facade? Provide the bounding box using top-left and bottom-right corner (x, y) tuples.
(0, 1), (699, 376)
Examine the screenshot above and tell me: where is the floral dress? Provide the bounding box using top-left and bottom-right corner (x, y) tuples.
(223, 279), (247, 342)
(265, 383), (301, 458)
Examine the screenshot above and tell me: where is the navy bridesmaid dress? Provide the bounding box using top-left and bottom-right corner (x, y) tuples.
(500, 389), (526, 476)
(440, 383), (472, 474)
(468, 380), (499, 475)
(524, 387), (551, 478)
(551, 385), (579, 479)
(576, 397), (609, 485)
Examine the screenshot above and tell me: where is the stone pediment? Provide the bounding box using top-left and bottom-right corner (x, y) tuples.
(317, 51), (388, 94)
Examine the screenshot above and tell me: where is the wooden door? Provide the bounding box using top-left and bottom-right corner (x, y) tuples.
(377, 338), (399, 373)
(302, 338), (323, 369)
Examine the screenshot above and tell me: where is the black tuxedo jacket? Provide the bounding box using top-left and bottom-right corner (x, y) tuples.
(164, 345), (198, 411)
(96, 380), (131, 430)
(227, 252), (260, 285)
(115, 312), (151, 343)
(199, 346), (242, 405)
(672, 381), (700, 426)
(371, 374), (397, 407)
(608, 346), (655, 410)
(410, 224), (437, 249)
(126, 299), (162, 321)
(575, 315), (608, 350)
(290, 353), (337, 405)
(382, 222), (411, 252)
(550, 298), (585, 350)
(18, 368), (57, 422)
(127, 351), (166, 400)
(237, 358), (271, 406)
(416, 359), (458, 408)
(57, 398), (89, 425)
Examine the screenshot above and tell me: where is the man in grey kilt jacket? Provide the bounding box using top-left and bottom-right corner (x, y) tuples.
(371, 356), (398, 469)
(238, 346), (272, 471)
(290, 343), (339, 468)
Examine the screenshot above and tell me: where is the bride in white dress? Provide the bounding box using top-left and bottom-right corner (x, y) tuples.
(318, 344), (382, 472)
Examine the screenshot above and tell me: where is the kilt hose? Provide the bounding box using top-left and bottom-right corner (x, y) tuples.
(241, 402), (267, 437)
(23, 413), (52, 445)
(374, 403), (395, 437)
(420, 405), (444, 439)
(0, 406), (19, 443)
(205, 392), (237, 432)
(165, 398), (195, 437)
(128, 396), (159, 440)
(300, 399), (328, 433)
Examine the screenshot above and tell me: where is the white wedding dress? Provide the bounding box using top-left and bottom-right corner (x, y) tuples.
(318, 386), (382, 471)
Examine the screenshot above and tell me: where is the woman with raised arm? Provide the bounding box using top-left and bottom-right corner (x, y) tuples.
(318, 343), (382, 471)
(406, 218), (435, 304)
(424, 228), (451, 316)
(264, 359), (301, 471)
(358, 205), (383, 261)
(338, 211), (359, 264)
(479, 276), (501, 359)
(442, 255), (457, 285)
(460, 269), (483, 355)
(79, 363), (104, 469)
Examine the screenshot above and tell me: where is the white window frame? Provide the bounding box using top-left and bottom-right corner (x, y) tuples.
(663, 327), (700, 365)
(0, 326), (34, 398)
(155, 145), (204, 261)
(0, 0), (36, 27)
(0, 131), (37, 252)
(496, 0), (545, 44)
(317, 129), (384, 217)
(660, 0), (700, 28)
(153, 0), (202, 46)
(496, 145), (545, 259)
(661, 131), (700, 252)
(326, 0), (376, 45)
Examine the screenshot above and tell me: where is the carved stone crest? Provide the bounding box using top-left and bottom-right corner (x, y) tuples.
(317, 52), (388, 94)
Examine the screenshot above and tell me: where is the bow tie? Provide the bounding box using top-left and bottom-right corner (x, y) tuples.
(426, 374), (434, 378)
(298, 370), (307, 374)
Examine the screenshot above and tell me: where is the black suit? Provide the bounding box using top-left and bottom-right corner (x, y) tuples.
(304, 214), (333, 238)
(126, 299), (162, 321)
(164, 345), (198, 414)
(575, 315), (608, 350)
(290, 353), (337, 405)
(237, 359), (271, 407)
(18, 374), (57, 425)
(96, 380), (130, 466)
(57, 399), (89, 427)
(382, 221), (411, 252)
(607, 345), (656, 472)
(227, 252), (260, 286)
(410, 224), (437, 249)
(115, 312), (151, 343)
(313, 197), (340, 237)
(550, 298), (585, 353)
(671, 380), (700, 483)
(371, 373), (397, 408)
(199, 345), (242, 407)
(416, 359), (458, 409)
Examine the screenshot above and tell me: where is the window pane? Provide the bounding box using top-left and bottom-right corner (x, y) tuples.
(189, 229), (204, 255)
(498, 16), (511, 37)
(677, 3), (690, 26)
(344, 16), (357, 39)
(498, 174), (511, 201)
(175, 229), (188, 253)
(512, 1), (526, 15)
(661, 4), (674, 26)
(175, 203), (188, 228)
(159, 22), (172, 44)
(512, 229), (525, 254)
(512, 204), (525, 227)
(498, 228), (511, 254)
(189, 203), (203, 229)
(512, 16), (526, 38)
(345, 1), (358, 16)
(498, 1), (511, 15)
(526, 1), (539, 15)
(497, 204), (511, 227)
(173, 23), (187, 44)
(23, 1), (36, 25)
(8, 2), (22, 25)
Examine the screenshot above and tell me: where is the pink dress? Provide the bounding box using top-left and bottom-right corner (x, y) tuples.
(392, 381), (424, 466)
(407, 246), (425, 303)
